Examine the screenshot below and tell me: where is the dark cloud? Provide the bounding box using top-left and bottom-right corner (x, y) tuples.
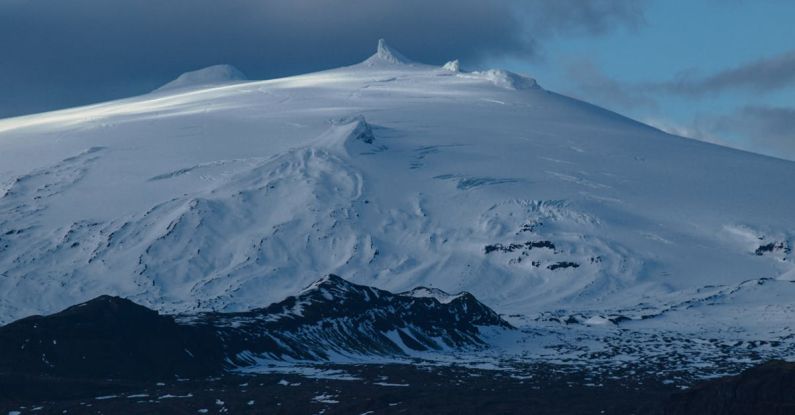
(558, 55), (795, 161)
(563, 58), (658, 112)
(562, 48), (795, 112)
(662, 49), (795, 96)
(647, 106), (795, 162)
(712, 106), (795, 160)
(522, 0), (647, 37)
(0, 0), (645, 118)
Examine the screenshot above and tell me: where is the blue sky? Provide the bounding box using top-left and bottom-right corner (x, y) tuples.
(501, 0), (795, 160)
(1, 0), (793, 160)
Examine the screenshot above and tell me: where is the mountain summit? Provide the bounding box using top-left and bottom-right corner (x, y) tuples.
(364, 38), (413, 65)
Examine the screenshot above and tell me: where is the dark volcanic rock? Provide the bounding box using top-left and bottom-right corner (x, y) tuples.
(547, 261), (580, 270)
(0, 276), (512, 380)
(754, 241), (790, 256)
(0, 295), (223, 380)
(663, 360), (795, 415)
(190, 274), (513, 363)
(484, 240), (556, 254)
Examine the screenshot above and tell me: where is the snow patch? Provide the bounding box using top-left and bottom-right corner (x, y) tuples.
(777, 268), (795, 282)
(401, 287), (465, 304)
(312, 393), (339, 404)
(373, 382), (410, 387)
(442, 60), (460, 72)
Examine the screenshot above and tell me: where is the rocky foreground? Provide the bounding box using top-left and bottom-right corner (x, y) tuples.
(2, 361), (793, 414)
(1, 275), (792, 414)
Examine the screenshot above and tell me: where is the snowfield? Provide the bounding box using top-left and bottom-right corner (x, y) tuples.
(0, 40), (793, 368)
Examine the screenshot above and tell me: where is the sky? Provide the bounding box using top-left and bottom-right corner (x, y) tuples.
(1, 0), (793, 160)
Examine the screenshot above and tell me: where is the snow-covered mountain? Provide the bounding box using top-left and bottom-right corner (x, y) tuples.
(0, 40), (793, 366)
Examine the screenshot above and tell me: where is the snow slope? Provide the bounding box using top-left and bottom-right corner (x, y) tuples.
(0, 39), (793, 358)
(155, 64), (248, 92)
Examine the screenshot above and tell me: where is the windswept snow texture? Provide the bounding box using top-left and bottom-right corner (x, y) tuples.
(156, 64), (248, 92)
(0, 40), (793, 367)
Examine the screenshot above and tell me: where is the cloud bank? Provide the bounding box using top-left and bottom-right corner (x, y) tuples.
(663, 49), (795, 96)
(562, 50), (795, 161)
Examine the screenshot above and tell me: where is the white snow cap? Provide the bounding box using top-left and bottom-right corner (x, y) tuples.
(365, 39), (413, 65)
(442, 60), (460, 72)
(156, 64), (247, 92)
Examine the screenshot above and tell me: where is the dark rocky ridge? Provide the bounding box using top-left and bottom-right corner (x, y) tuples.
(1, 286), (793, 413)
(664, 360), (795, 415)
(190, 274), (513, 362)
(0, 275), (512, 379)
(0, 295), (223, 380)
